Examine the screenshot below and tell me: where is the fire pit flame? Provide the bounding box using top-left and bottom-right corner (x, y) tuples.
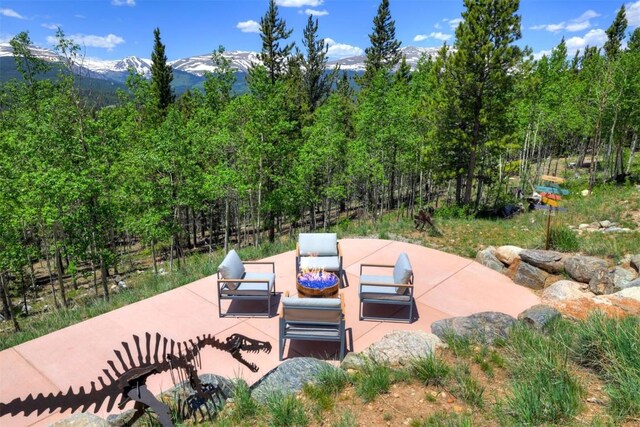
(297, 270), (339, 290)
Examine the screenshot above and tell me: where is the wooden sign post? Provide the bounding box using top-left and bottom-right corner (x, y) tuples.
(536, 175), (568, 250)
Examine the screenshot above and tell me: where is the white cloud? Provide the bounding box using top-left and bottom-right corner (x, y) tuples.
(578, 10), (600, 21)
(305, 9), (328, 16)
(277, 0), (322, 7)
(565, 28), (607, 54)
(447, 18), (462, 29)
(111, 0), (135, 6)
(565, 21), (590, 32)
(1, 8), (26, 19)
(533, 50), (552, 60)
(530, 9), (600, 33)
(236, 20), (260, 33)
(413, 32), (452, 42)
(627, 0), (640, 27)
(434, 22), (441, 30)
(47, 33), (125, 50)
(42, 23), (61, 30)
(74, 14), (85, 19)
(324, 38), (363, 59)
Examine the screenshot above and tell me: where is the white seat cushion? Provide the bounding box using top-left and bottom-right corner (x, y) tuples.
(360, 274), (394, 285)
(360, 284), (412, 301)
(299, 255), (341, 272)
(298, 233), (338, 256)
(220, 272), (274, 295)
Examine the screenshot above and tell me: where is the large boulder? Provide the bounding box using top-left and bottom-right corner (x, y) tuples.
(564, 256), (608, 283)
(476, 246), (505, 273)
(52, 414), (109, 427)
(513, 260), (549, 290)
(613, 286), (640, 302)
(431, 312), (516, 344)
(589, 269), (616, 295)
(630, 254), (640, 273)
(613, 267), (637, 290)
(251, 358), (338, 403)
(518, 305), (561, 330)
(161, 373), (234, 418)
(495, 245), (523, 266)
(519, 249), (565, 274)
(341, 330), (442, 370)
(625, 277), (640, 289)
(542, 280), (592, 301)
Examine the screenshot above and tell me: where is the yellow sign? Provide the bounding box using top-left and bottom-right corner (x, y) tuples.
(540, 175), (565, 184)
(542, 196), (559, 207)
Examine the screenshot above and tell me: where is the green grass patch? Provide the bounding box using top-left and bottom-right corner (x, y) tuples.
(265, 392), (308, 427)
(410, 410), (473, 427)
(412, 353), (450, 387)
(450, 363), (485, 408)
(352, 361), (392, 402)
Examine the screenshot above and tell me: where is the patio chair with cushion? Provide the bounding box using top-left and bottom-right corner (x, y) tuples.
(279, 291), (346, 361)
(296, 232), (344, 287)
(358, 252), (414, 323)
(217, 249), (276, 317)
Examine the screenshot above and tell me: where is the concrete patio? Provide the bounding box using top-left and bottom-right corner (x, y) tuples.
(0, 238), (540, 426)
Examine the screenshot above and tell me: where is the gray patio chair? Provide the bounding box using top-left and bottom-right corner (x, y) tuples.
(296, 232), (344, 287)
(217, 249), (276, 317)
(358, 252), (414, 323)
(279, 291), (346, 361)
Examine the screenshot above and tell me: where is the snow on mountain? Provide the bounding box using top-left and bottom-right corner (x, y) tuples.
(170, 51), (260, 75)
(328, 46), (442, 71)
(82, 56), (152, 77)
(2, 43), (444, 86)
(0, 42), (61, 62)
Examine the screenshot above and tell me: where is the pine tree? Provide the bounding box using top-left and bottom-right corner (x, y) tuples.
(629, 27), (640, 52)
(362, 0), (402, 86)
(301, 15), (334, 112)
(448, 0), (522, 205)
(603, 5), (627, 60)
(257, 0), (294, 83)
(150, 27), (174, 117)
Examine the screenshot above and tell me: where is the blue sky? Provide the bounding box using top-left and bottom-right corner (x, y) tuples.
(1, 0), (639, 61)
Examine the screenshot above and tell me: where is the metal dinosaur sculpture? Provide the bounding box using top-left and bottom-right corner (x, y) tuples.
(0, 332), (272, 426)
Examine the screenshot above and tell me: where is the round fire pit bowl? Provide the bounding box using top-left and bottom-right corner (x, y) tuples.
(296, 271), (339, 298)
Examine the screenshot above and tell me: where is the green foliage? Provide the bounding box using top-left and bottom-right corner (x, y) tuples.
(362, 0), (402, 86)
(150, 27), (175, 117)
(503, 323), (585, 425)
(353, 361), (392, 402)
(257, 0), (294, 83)
(412, 353), (451, 387)
(562, 313), (640, 420)
(411, 411), (473, 427)
(547, 225), (580, 252)
(230, 379), (259, 420)
(331, 410), (357, 427)
(265, 392), (308, 427)
(450, 363), (485, 408)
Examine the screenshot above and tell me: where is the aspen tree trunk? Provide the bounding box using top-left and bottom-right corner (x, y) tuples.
(1, 272), (20, 332)
(151, 238), (158, 275)
(224, 198), (230, 254)
(626, 134), (637, 175)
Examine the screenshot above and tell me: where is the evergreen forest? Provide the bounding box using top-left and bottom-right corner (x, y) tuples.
(1, 0), (639, 320)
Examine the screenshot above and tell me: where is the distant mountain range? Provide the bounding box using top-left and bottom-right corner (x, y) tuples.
(0, 43), (441, 95)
